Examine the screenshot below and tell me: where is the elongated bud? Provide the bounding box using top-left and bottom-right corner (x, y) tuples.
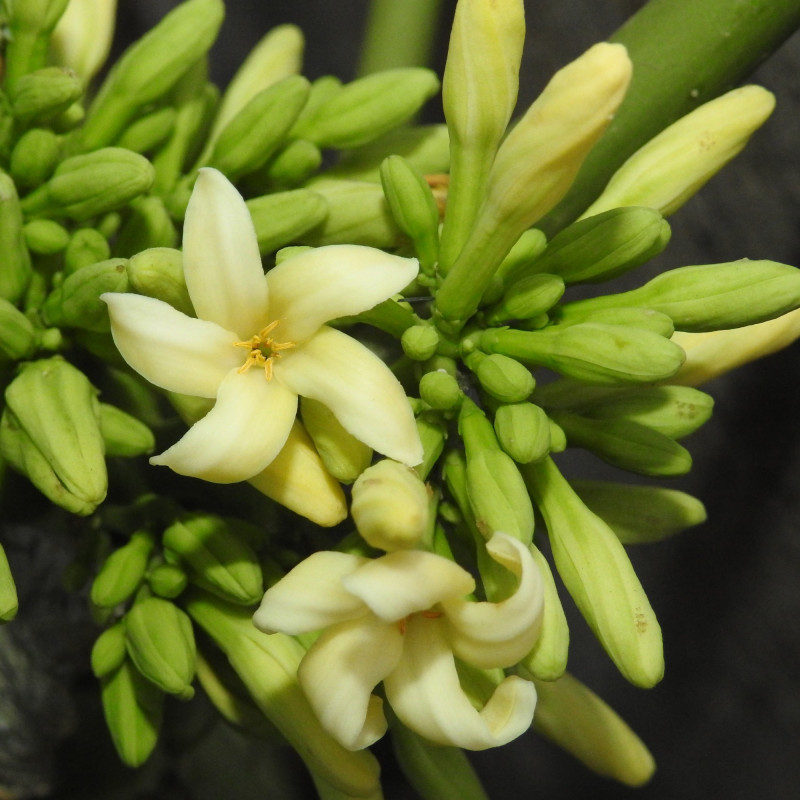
(163, 513), (263, 606)
(50, 0), (117, 83)
(476, 322), (685, 384)
(0, 298), (37, 361)
(1, 358), (107, 515)
(42, 258), (128, 332)
(414, 412), (446, 481)
(90, 529), (155, 608)
(147, 562), (188, 599)
(351, 459), (430, 551)
(24, 218), (70, 254)
(116, 107), (176, 154)
(465, 351), (535, 403)
(485, 273), (565, 325)
(523, 457), (664, 687)
(9, 66), (84, 124)
(64, 227), (110, 274)
(127, 247), (192, 315)
(555, 306), (675, 338)
(246, 189), (328, 255)
(101, 659), (164, 767)
(293, 68), (440, 149)
(259, 138), (322, 187)
(493, 402), (550, 464)
(0, 543), (19, 623)
(0, 172), (33, 304)
(91, 622), (128, 678)
(584, 85), (776, 217)
(125, 596), (196, 700)
(10, 128), (62, 190)
(99, 403), (155, 457)
(459, 398), (534, 545)
(299, 396), (372, 484)
(495, 228), (548, 282)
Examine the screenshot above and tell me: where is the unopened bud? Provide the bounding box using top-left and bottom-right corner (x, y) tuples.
(90, 529), (155, 608)
(494, 402), (550, 464)
(9, 66), (84, 124)
(419, 370), (461, 410)
(116, 107), (176, 154)
(401, 324), (439, 361)
(259, 138), (322, 187)
(0, 298), (37, 361)
(10, 128), (62, 190)
(24, 218), (70, 254)
(64, 226), (110, 274)
(50, 0), (117, 83)
(246, 189), (328, 255)
(0, 172), (33, 304)
(91, 621), (128, 678)
(99, 402), (155, 457)
(486, 273), (565, 325)
(147, 562), (189, 599)
(468, 351), (535, 403)
(127, 247), (192, 315)
(0, 543), (19, 623)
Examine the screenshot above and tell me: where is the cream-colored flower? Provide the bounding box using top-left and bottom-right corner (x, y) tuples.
(253, 532), (544, 751)
(103, 168), (422, 483)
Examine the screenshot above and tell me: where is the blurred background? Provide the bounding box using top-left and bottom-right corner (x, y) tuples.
(4, 1), (799, 798)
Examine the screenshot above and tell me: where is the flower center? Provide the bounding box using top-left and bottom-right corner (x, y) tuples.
(397, 609), (443, 635)
(234, 320), (296, 381)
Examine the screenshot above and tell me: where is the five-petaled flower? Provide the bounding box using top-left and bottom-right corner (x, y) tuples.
(253, 532), (544, 751)
(102, 168), (423, 484)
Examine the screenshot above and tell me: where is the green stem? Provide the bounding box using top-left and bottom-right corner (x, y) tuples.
(358, 0), (446, 75)
(537, 0), (800, 235)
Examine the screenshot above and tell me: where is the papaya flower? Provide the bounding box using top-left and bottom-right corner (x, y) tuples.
(253, 532), (544, 751)
(102, 168), (422, 483)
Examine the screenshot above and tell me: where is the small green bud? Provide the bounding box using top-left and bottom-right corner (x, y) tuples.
(23, 218), (70, 254)
(163, 514), (263, 605)
(127, 247), (192, 315)
(401, 325), (439, 361)
(9, 66), (84, 124)
(419, 370), (461, 410)
(0, 297), (37, 361)
(495, 228), (548, 282)
(0, 543), (19, 623)
(99, 403), (155, 457)
(90, 529), (155, 608)
(351, 459), (430, 551)
(259, 138), (322, 187)
(91, 622), (128, 678)
(547, 417), (567, 453)
(467, 351), (535, 403)
(414, 412), (446, 481)
(125, 596), (196, 700)
(299, 396), (372, 484)
(246, 189), (328, 255)
(0, 172), (33, 304)
(147, 562), (189, 599)
(494, 402), (550, 464)
(9, 128), (62, 190)
(116, 107), (177, 154)
(486, 273), (565, 325)
(554, 306), (675, 338)
(114, 195), (178, 255)
(293, 68), (440, 149)
(64, 227), (111, 274)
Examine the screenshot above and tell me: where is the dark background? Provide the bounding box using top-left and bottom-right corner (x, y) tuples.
(6, 2), (800, 798)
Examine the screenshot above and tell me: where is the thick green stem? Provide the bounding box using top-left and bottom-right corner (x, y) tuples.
(537, 0), (800, 235)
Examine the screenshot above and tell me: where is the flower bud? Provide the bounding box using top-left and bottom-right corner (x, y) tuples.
(584, 85), (776, 217)
(127, 246), (192, 315)
(419, 370), (461, 410)
(91, 622), (127, 678)
(63, 226), (110, 274)
(8, 66), (84, 124)
(414, 412), (446, 481)
(0, 543), (19, 623)
(162, 513), (263, 605)
(116, 107), (176, 154)
(0, 172), (33, 304)
(246, 188), (328, 254)
(556, 306), (675, 338)
(24, 218), (70, 254)
(0, 297), (37, 361)
(486, 273), (565, 325)
(299, 396), (372, 484)
(495, 228), (548, 282)
(99, 402), (155, 457)
(90, 529), (155, 608)
(10, 128), (62, 190)
(259, 138), (322, 187)
(1, 358), (107, 515)
(351, 459), (430, 551)
(468, 352), (535, 403)
(125, 596), (196, 699)
(401, 324), (439, 361)
(50, 0), (117, 83)
(3, 0), (70, 87)
(147, 562), (188, 599)
(494, 402), (550, 464)
(115, 195), (178, 254)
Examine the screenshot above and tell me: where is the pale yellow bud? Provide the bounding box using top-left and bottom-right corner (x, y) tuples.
(50, 0), (117, 82)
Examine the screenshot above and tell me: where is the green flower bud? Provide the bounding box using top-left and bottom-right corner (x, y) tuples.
(116, 107), (177, 154)
(42, 258), (128, 332)
(524, 457), (663, 688)
(91, 622), (128, 678)
(63, 226), (110, 274)
(101, 658), (164, 767)
(476, 322), (685, 385)
(299, 396), (372, 484)
(419, 370), (461, 411)
(0, 172), (33, 304)
(98, 402), (155, 457)
(495, 228), (548, 282)
(494, 402), (550, 464)
(0, 543), (19, 623)
(1, 358), (107, 515)
(245, 188), (328, 255)
(562, 260), (800, 333)
(147, 562), (189, 599)
(125, 596), (196, 700)
(401, 324), (439, 361)
(554, 306), (675, 338)
(90, 529), (155, 608)
(114, 195), (178, 255)
(414, 412), (446, 481)
(467, 351), (535, 403)
(9, 66), (84, 124)
(208, 76), (310, 182)
(162, 514), (263, 606)
(23, 218), (69, 254)
(258, 138), (322, 187)
(292, 68), (440, 149)
(571, 480), (707, 545)
(548, 417), (567, 453)
(127, 246), (192, 315)
(0, 297), (37, 361)
(380, 155), (440, 270)
(9, 128), (62, 190)
(486, 273), (565, 325)
(77, 0), (224, 151)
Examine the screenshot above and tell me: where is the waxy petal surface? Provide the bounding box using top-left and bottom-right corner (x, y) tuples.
(150, 368), (297, 482)
(183, 168), (269, 338)
(276, 326), (423, 466)
(103, 292), (241, 397)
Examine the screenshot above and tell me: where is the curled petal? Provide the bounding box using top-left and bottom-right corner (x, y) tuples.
(299, 616), (404, 750)
(103, 293), (241, 397)
(150, 369), (297, 482)
(384, 615), (537, 750)
(266, 245), (419, 344)
(183, 168), (269, 338)
(442, 532), (545, 668)
(253, 551), (369, 635)
(342, 550), (474, 622)
(276, 326), (423, 467)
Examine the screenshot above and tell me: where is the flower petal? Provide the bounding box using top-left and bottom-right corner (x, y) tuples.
(342, 550), (474, 622)
(103, 292), (241, 397)
(299, 616), (404, 750)
(266, 245), (419, 344)
(442, 532), (545, 668)
(384, 615), (537, 749)
(150, 368), (297, 482)
(248, 421), (348, 527)
(253, 551), (369, 635)
(277, 326), (423, 466)
(183, 168), (269, 337)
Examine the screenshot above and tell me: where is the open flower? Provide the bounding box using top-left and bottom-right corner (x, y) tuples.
(102, 168), (422, 483)
(253, 532), (544, 751)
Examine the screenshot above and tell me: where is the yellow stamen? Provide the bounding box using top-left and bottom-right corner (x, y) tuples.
(234, 320), (296, 380)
